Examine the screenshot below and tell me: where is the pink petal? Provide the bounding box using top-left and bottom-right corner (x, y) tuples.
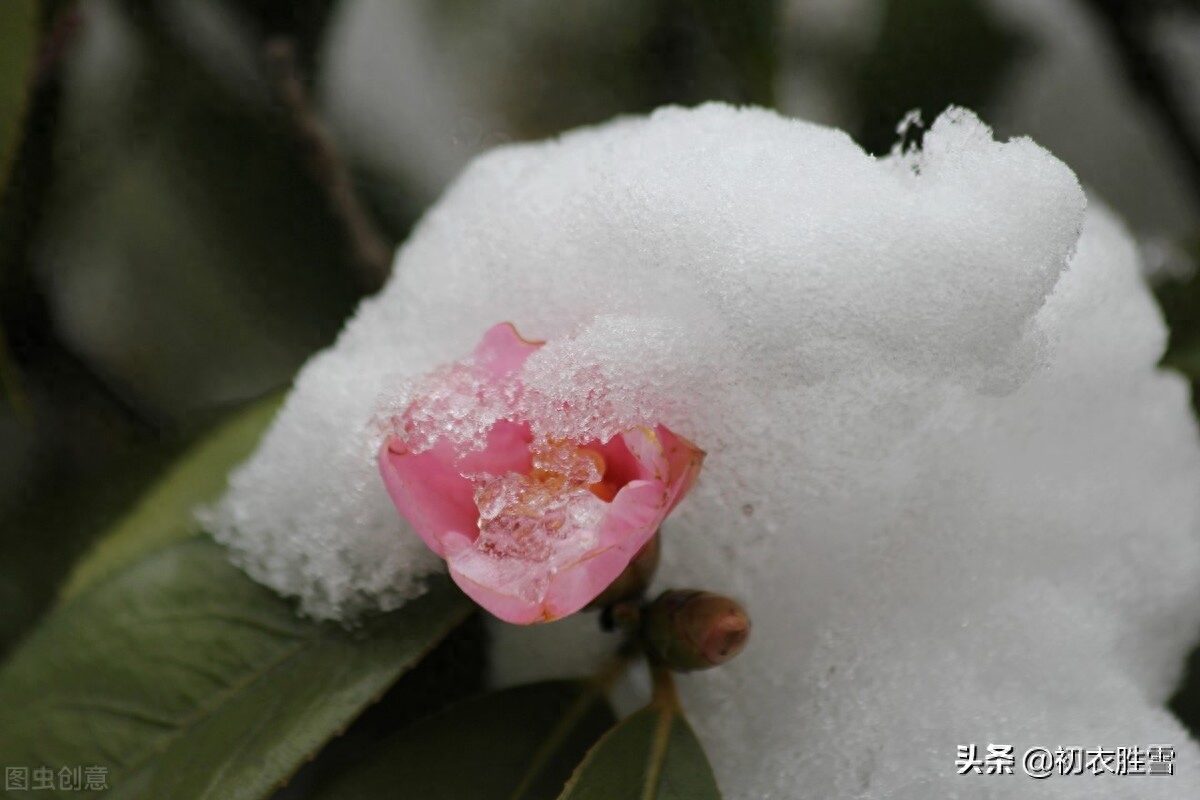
(378, 420), (533, 556)
(450, 428), (702, 623)
(457, 420), (535, 476)
(620, 426), (670, 482)
(612, 425), (705, 510)
(378, 437), (475, 558)
(541, 480), (667, 619)
(591, 434), (641, 488)
(473, 322), (543, 379)
(659, 427), (705, 512)
(445, 479), (667, 624)
(377, 323), (705, 626)
(447, 565), (547, 624)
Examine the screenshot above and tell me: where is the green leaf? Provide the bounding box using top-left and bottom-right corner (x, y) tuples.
(1154, 238), (1200, 415)
(558, 700), (722, 800)
(302, 611), (489, 782)
(0, 536), (472, 800)
(0, 0), (37, 201)
(40, 13), (367, 420)
(59, 394), (282, 601)
(314, 680), (617, 800)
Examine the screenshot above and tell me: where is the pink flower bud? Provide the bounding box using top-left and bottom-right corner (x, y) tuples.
(644, 590), (751, 671)
(378, 323), (704, 624)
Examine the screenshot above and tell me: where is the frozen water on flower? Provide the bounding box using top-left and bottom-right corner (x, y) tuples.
(460, 471), (606, 603)
(471, 469), (605, 566)
(391, 359), (514, 455)
(208, 103), (1200, 798)
(458, 440), (609, 604)
(529, 441), (604, 485)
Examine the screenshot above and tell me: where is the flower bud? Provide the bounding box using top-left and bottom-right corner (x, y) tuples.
(643, 589), (751, 671)
(586, 534), (661, 610)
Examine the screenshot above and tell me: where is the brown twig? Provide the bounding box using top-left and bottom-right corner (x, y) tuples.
(263, 38), (392, 291)
(1084, 0), (1200, 205)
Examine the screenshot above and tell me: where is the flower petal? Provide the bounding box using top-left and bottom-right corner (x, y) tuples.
(447, 564), (547, 624)
(617, 425), (706, 510)
(659, 427), (705, 512)
(444, 479), (669, 623)
(378, 420), (533, 556)
(378, 436), (475, 557)
(590, 434), (641, 488)
(619, 426), (669, 481)
(473, 322), (543, 378)
(379, 325), (703, 625)
(541, 479), (667, 620)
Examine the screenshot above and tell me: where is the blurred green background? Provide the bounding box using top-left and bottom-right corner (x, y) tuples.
(2, 0), (1200, 734)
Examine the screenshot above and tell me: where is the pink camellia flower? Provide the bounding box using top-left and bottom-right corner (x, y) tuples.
(378, 323), (704, 624)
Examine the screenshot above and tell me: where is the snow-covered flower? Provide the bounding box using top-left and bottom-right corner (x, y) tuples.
(210, 103), (1200, 798)
(376, 322), (703, 623)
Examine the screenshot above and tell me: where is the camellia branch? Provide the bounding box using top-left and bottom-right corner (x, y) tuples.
(649, 663), (682, 710)
(1084, 0), (1200, 204)
(263, 38), (392, 291)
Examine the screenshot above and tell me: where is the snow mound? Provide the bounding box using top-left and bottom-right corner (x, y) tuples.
(207, 103), (1200, 798)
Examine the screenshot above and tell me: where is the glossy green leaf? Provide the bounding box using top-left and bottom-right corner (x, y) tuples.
(0, 0), (37, 200)
(0, 537), (472, 800)
(558, 700), (722, 800)
(59, 394), (282, 600)
(314, 680), (617, 800)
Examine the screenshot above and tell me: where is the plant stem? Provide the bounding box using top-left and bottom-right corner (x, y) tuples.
(650, 663), (681, 710)
(589, 644), (641, 694)
(263, 37), (393, 291)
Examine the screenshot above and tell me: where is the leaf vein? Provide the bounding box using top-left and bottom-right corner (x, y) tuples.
(641, 707), (673, 800)
(106, 635), (316, 787)
(509, 684), (600, 800)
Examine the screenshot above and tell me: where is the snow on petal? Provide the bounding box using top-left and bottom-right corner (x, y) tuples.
(376, 324), (704, 624)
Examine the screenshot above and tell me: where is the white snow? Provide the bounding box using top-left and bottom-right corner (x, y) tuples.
(207, 103), (1200, 798)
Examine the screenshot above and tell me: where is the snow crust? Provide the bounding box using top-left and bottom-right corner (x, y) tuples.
(207, 103), (1200, 797)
